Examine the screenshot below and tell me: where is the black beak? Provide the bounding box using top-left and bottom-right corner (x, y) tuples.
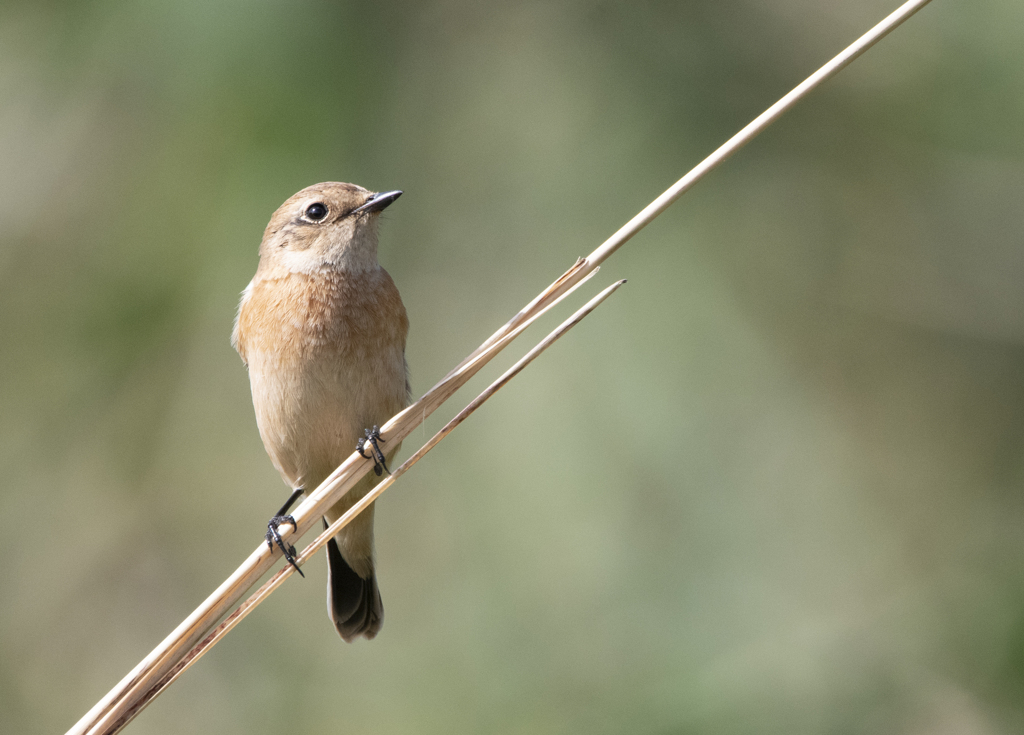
(353, 190), (402, 215)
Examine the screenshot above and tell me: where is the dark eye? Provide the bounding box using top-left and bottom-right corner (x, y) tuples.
(304, 202), (328, 222)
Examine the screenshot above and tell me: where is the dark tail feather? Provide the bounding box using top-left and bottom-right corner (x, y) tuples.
(326, 535), (383, 642)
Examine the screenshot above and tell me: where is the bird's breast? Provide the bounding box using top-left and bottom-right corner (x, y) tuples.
(234, 267), (409, 488)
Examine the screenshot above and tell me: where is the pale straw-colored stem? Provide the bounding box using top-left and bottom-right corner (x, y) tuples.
(73, 268), (599, 735)
(449, 0), (934, 374)
(69, 1), (933, 732)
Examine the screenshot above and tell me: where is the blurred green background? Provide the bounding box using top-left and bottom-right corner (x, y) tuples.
(2, 1), (1023, 733)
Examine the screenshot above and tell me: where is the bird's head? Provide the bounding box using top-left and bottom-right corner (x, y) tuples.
(257, 182), (402, 276)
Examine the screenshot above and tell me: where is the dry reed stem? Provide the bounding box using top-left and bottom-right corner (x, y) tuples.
(69, 1), (933, 732)
(450, 0), (934, 371)
(73, 267), (600, 735)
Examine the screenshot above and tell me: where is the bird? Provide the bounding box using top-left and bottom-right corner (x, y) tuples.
(232, 182), (409, 641)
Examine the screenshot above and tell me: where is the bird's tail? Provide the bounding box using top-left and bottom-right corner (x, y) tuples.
(325, 528), (383, 642)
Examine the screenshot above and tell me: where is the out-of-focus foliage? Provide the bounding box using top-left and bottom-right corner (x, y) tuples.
(2, 1), (1023, 733)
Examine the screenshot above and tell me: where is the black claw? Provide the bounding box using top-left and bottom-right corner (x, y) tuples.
(357, 426), (390, 476)
(266, 514), (305, 577)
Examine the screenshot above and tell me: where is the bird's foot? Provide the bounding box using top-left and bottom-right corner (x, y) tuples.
(357, 425), (390, 476)
(266, 514), (305, 577)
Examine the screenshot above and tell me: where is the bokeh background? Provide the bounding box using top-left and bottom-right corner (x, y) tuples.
(2, 1), (1023, 733)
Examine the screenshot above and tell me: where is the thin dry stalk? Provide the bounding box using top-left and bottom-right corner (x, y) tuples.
(73, 267), (600, 735)
(69, 1), (933, 732)
(449, 0), (934, 372)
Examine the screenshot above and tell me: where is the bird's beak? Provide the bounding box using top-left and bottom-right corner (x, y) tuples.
(353, 190), (403, 215)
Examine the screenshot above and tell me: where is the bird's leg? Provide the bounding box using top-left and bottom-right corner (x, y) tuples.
(357, 425), (390, 476)
(266, 487), (306, 577)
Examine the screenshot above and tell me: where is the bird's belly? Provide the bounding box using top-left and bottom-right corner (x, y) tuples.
(247, 345), (407, 491)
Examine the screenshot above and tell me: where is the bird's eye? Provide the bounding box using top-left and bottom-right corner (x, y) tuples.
(304, 202), (328, 222)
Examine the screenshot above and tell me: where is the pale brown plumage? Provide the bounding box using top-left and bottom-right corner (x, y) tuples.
(233, 182), (409, 641)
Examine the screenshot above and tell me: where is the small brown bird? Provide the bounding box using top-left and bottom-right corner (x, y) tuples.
(232, 182), (409, 641)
